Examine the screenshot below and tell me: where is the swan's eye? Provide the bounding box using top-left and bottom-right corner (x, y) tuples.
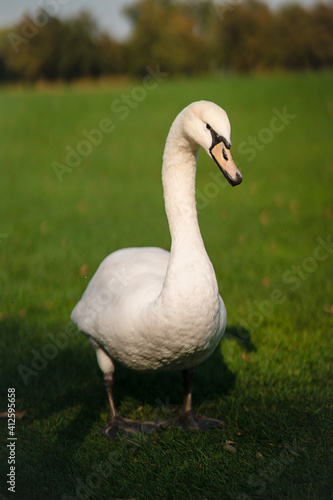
(223, 148), (228, 161)
(206, 123), (211, 130)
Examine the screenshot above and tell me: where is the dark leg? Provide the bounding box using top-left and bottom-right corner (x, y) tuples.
(181, 368), (194, 413)
(104, 372), (118, 420)
(102, 371), (160, 440)
(101, 371), (119, 439)
(168, 368), (225, 431)
(176, 368), (199, 428)
(92, 345), (159, 440)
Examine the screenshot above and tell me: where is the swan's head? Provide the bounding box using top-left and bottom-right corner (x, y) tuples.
(181, 100), (242, 187)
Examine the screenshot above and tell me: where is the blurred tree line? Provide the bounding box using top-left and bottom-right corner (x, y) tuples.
(1, 0), (333, 83)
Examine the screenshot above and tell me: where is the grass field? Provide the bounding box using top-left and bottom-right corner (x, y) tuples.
(0, 72), (332, 500)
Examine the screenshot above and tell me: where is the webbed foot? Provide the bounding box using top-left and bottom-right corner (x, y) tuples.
(161, 410), (225, 431)
(102, 416), (160, 440)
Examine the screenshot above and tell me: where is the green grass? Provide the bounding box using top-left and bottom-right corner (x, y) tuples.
(0, 72), (332, 500)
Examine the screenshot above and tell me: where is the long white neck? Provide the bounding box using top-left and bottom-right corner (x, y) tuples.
(162, 117), (202, 252)
(161, 115), (217, 293)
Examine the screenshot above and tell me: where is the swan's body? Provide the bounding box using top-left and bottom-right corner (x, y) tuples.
(71, 101), (242, 438)
(72, 246), (225, 372)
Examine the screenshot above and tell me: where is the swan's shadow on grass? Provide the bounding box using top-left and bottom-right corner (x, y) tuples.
(111, 325), (254, 414)
(2, 319), (256, 497)
(225, 325), (256, 353)
(113, 345), (234, 413)
(3, 318), (253, 428)
(2, 319), (253, 474)
(5, 317), (330, 499)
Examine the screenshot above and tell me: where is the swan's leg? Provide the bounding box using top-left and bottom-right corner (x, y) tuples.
(94, 346), (118, 421)
(94, 347), (119, 438)
(93, 345), (159, 439)
(103, 369), (118, 421)
(171, 368), (225, 431)
(179, 368), (197, 426)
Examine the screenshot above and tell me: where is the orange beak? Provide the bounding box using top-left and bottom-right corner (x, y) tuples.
(210, 142), (242, 187)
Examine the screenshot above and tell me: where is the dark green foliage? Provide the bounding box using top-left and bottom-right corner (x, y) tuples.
(0, 10), (125, 83)
(1, 1), (333, 83)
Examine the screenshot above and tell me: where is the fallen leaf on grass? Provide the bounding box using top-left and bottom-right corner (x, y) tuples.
(238, 234), (246, 246)
(16, 410), (27, 419)
(241, 352), (252, 363)
(206, 402), (217, 408)
(0, 410), (26, 419)
(256, 452), (264, 459)
(262, 276), (270, 288)
(79, 263), (89, 277)
(270, 241), (276, 252)
(325, 205), (332, 218)
(259, 211), (269, 225)
(323, 304), (333, 313)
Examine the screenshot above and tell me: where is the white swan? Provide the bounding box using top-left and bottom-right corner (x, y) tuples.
(71, 100), (242, 439)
